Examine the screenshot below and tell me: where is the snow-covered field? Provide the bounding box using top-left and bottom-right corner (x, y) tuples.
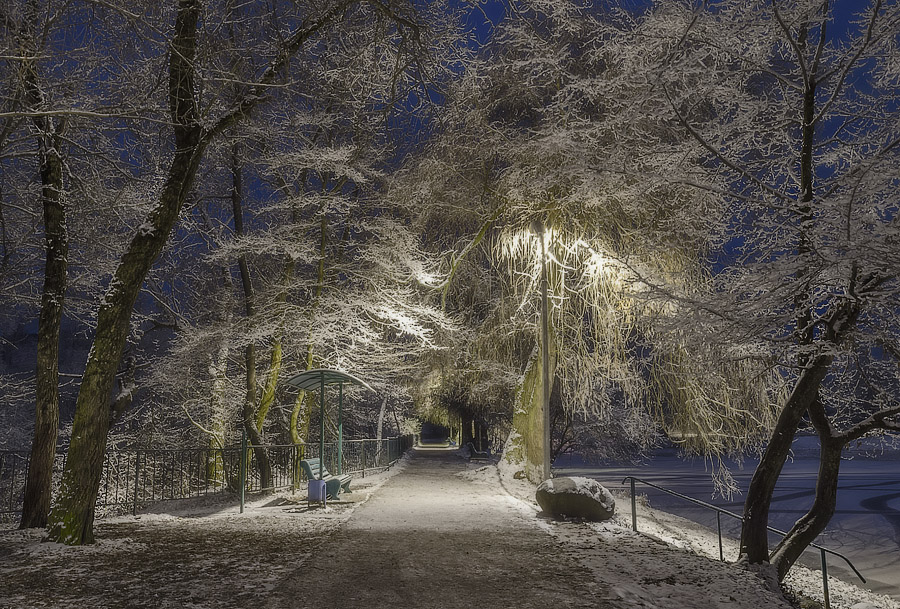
(483, 452), (898, 609)
(556, 439), (900, 603)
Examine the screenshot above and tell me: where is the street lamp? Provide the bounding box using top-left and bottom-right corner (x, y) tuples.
(530, 219), (552, 481)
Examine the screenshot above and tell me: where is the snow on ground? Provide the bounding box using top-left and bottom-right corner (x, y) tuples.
(0, 459), (408, 609)
(2, 450), (895, 609)
(459, 456), (898, 609)
(617, 492), (899, 609)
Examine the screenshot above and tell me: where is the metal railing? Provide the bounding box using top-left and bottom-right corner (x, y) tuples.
(623, 476), (865, 609)
(0, 451), (28, 517)
(0, 435), (415, 524)
(237, 436), (415, 512)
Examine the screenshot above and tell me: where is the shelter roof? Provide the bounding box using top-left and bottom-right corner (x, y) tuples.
(284, 368), (374, 392)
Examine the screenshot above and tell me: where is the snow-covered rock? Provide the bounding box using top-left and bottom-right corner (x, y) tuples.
(535, 476), (615, 521)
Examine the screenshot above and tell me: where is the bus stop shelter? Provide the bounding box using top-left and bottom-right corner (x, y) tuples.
(284, 368), (374, 479)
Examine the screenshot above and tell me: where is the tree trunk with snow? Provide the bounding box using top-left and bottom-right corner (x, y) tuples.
(231, 145), (272, 492)
(206, 342), (229, 486)
(739, 356), (830, 564)
(21, 84), (67, 529)
(255, 340), (282, 432)
(290, 342), (318, 450)
(255, 260), (295, 433)
(46, 0), (208, 544)
(769, 433), (843, 579)
(739, 10), (825, 570)
(507, 343), (556, 485)
(375, 397), (387, 463)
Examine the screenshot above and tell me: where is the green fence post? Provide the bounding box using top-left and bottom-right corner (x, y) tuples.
(319, 374), (325, 479)
(292, 444), (299, 492)
(240, 428), (247, 514)
(132, 450), (141, 516)
(337, 383), (343, 475)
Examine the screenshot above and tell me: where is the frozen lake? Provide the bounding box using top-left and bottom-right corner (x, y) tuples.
(555, 437), (900, 600)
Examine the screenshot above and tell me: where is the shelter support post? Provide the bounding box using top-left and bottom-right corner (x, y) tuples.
(338, 382), (344, 475)
(319, 375), (325, 480)
(240, 427), (247, 514)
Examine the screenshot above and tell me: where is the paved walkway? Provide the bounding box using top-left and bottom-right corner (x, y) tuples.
(0, 447), (811, 609)
(268, 447), (608, 608)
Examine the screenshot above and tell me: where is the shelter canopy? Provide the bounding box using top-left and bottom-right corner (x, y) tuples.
(283, 368), (374, 479)
(284, 369), (373, 392)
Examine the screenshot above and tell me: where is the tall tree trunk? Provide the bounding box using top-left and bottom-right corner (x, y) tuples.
(255, 339), (282, 432)
(206, 266), (232, 485)
(376, 397), (387, 441)
(231, 144), (272, 492)
(289, 197), (328, 451)
(44, 0), (355, 544)
(740, 22), (824, 566)
(739, 356), (830, 563)
(241, 349), (271, 490)
(255, 259), (295, 433)
(17, 1), (69, 529)
(391, 399), (401, 437)
(375, 397), (387, 462)
(290, 347), (317, 451)
(206, 341), (229, 485)
(507, 341), (557, 485)
(290, 390), (309, 446)
(46, 0), (207, 544)
(21, 120), (67, 529)
(769, 434), (843, 579)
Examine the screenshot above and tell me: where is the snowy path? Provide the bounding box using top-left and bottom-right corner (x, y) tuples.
(267, 447), (607, 608)
(267, 447), (801, 609)
(4, 446), (878, 609)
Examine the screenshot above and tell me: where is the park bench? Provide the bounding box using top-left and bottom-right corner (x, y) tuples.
(466, 442), (490, 460)
(300, 458), (352, 499)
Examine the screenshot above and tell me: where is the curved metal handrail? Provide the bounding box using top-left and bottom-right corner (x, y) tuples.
(622, 476), (865, 609)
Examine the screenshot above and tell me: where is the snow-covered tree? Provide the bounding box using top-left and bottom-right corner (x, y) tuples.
(398, 0), (780, 484)
(0, 0), (161, 528)
(604, 0), (900, 578)
(35, 0), (459, 545)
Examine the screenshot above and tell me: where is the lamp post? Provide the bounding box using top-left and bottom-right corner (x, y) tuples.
(531, 219), (552, 481)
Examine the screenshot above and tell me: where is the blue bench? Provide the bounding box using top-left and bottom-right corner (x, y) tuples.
(300, 458), (352, 499)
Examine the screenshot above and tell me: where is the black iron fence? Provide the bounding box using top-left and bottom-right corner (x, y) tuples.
(0, 434), (416, 524)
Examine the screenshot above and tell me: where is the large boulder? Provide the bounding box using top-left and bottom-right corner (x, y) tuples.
(535, 476), (616, 521)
